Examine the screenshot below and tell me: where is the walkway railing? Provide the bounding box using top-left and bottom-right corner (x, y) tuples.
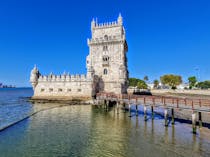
(96, 92), (210, 110)
(96, 92), (210, 134)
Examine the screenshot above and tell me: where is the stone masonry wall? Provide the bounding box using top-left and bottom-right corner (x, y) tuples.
(33, 75), (94, 99)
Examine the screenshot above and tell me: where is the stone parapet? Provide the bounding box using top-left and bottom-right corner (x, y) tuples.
(87, 35), (125, 45)
(38, 74), (91, 82)
(93, 21), (119, 29)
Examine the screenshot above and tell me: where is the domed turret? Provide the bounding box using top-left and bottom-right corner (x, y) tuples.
(87, 66), (94, 79)
(30, 65), (40, 89)
(91, 18), (96, 29)
(117, 13), (123, 25)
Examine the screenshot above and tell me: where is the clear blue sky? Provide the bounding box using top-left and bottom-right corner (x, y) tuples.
(0, 0), (210, 87)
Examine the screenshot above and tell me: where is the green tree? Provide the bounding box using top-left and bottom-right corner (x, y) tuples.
(129, 78), (148, 89)
(160, 74), (182, 89)
(188, 76), (197, 89)
(196, 81), (210, 89)
(129, 78), (139, 87)
(153, 79), (159, 89)
(137, 80), (148, 89)
(143, 76), (149, 82)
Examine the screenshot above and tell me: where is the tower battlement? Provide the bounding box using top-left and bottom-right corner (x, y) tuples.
(38, 74), (91, 82)
(91, 13), (123, 30)
(90, 14), (125, 40)
(92, 21), (119, 29)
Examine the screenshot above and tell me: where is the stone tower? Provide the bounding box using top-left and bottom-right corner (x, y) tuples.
(87, 14), (128, 94)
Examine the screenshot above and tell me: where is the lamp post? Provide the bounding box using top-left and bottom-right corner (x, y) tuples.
(195, 67), (200, 81)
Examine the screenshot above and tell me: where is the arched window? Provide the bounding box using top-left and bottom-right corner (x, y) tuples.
(102, 55), (109, 62)
(102, 55), (110, 66)
(104, 35), (108, 40)
(104, 69), (108, 75)
(103, 45), (108, 51)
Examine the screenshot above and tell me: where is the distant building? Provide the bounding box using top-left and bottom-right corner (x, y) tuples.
(147, 83), (154, 89)
(177, 83), (189, 90)
(30, 14), (129, 100)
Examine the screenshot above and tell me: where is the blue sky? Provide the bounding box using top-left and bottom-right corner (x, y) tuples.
(0, 0), (210, 87)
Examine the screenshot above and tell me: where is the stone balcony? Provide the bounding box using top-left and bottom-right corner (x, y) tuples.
(87, 35), (125, 45)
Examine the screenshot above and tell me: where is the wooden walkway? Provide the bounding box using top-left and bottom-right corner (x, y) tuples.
(96, 92), (210, 133)
(96, 92), (210, 112)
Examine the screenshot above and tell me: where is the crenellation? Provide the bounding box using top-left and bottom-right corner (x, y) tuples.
(81, 74), (86, 80)
(43, 76), (47, 81)
(61, 75), (66, 81)
(66, 75), (71, 81)
(94, 19), (120, 29)
(76, 74), (80, 79)
(52, 75), (56, 81)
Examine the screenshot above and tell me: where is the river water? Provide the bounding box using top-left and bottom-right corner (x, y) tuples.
(0, 88), (210, 157)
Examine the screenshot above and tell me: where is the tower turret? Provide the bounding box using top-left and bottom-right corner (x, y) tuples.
(87, 65), (94, 79)
(91, 18), (96, 29)
(118, 13), (123, 25)
(30, 65), (40, 89)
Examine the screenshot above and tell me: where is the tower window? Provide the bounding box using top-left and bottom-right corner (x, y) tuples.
(104, 69), (108, 75)
(103, 45), (108, 51)
(102, 55), (109, 61)
(104, 35), (108, 40)
(102, 55), (109, 66)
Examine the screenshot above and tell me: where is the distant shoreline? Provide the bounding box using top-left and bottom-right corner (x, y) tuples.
(0, 87), (32, 90)
(151, 89), (210, 100)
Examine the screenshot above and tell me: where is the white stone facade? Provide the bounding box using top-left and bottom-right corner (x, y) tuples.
(30, 14), (128, 99)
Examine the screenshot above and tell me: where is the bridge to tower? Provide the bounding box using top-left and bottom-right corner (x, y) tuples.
(96, 92), (210, 134)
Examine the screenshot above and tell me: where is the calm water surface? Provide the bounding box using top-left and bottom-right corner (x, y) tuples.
(0, 88), (210, 157)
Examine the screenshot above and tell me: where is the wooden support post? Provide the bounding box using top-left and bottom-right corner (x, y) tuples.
(164, 108), (168, 127)
(117, 102), (119, 114)
(198, 112), (202, 128)
(106, 101), (109, 111)
(129, 104), (132, 117)
(135, 104), (138, 116)
(171, 108), (175, 125)
(113, 102), (115, 114)
(144, 105), (147, 121)
(135, 98), (138, 116)
(199, 99), (201, 107)
(176, 99), (179, 108)
(123, 103), (126, 113)
(192, 101), (194, 110)
(192, 112), (197, 134)
(151, 105), (154, 119)
(103, 100), (105, 109)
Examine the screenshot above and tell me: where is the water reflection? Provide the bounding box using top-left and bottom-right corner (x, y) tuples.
(0, 104), (210, 157)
